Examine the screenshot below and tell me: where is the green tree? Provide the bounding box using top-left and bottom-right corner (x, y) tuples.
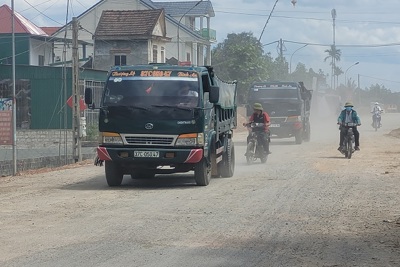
(289, 62), (328, 90)
(211, 32), (271, 103)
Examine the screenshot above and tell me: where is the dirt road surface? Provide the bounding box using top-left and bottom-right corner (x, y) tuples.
(1, 113), (400, 267)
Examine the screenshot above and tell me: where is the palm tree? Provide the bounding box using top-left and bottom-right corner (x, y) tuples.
(333, 65), (343, 88)
(324, 45), (342, 89)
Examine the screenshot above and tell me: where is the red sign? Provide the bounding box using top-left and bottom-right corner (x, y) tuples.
(178, 61), (192, 66)
(0, 110), (12, 145)
(67, 96), (87, 111)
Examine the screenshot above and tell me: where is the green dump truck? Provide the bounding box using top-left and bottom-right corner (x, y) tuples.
(246, 81), (312, 144)
(85, 64), (237, 186)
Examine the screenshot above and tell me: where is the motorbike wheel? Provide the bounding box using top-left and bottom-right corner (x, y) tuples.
(347, 139), (353, 159)
(260, 154), (267, 164)
(246, 141), (255, 165)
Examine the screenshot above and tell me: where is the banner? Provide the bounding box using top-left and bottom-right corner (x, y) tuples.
(0, 98), (13, 145)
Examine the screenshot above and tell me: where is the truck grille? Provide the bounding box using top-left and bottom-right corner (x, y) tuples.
(123, 135), (176, 146)
(271, 117), (287, 123)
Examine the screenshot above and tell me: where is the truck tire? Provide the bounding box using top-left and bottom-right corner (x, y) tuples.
(131, 170), (155, 179)
(105, 161), (124, 186)
(194, 158), (211, 186)
(220, 139), (235, 177)
(304, 123), (311, 142)
(295, 131), (303, 144)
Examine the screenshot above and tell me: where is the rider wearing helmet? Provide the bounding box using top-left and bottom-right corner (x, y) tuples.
(337, 101), (361, 151)
(244, 103), (272, 154)
(371, 102), (383, 127)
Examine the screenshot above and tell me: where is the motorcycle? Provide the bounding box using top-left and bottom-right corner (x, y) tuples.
(371, 110), (382, 131)
(244, 122), (269, 164)
(339, 122), (357, 159)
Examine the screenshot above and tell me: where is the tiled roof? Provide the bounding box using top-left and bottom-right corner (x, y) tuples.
(152, 1), (215, 17)
(40, 27), (61, 35)
(0, 4), (48, 35)
(94, 9), (163, 39)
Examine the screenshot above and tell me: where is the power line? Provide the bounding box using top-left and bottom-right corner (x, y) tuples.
(359, 74), (400, 85)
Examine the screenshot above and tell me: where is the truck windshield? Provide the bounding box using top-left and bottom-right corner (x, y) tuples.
(249, 88), (299, 99)
(103, 76), (199, 108)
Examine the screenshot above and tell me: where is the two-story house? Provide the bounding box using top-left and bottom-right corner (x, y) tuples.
(93, 9), (171, 70)
(51, 0), (216, 67)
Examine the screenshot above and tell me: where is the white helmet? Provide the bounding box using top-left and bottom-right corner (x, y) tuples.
(374, 102), (379, 105)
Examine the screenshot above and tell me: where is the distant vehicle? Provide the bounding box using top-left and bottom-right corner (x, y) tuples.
(385, 104), (398, 113)
(246, 81), (312, 144)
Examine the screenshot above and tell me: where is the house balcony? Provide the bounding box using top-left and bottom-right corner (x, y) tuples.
(197, 28), (216, 42)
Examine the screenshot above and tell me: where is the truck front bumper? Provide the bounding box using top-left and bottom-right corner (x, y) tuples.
(269, 122), (302, 138)
(97, 146), (203, 164)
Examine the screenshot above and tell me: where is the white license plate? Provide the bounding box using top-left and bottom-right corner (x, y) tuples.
(134, 151), (159, 158)
(270, 124), (280, 127)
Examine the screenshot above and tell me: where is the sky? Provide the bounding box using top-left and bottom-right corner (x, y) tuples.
(2, 0), (400, 91)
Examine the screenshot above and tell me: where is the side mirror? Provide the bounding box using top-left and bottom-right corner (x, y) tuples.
(209, 86), (219, 103)
(85, 88), (93, 105)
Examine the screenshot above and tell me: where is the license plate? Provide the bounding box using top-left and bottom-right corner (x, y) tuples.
(270, 124), (280, 127)
(134, 151), (159, 158)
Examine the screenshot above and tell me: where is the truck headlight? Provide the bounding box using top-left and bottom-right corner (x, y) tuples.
(175, 133), (204, 147)
(101, 132), (123, 145)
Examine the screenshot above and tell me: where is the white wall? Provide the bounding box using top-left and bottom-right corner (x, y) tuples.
(29, 38), (53, 66)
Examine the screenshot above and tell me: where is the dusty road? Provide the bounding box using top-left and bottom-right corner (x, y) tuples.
(1, 113), (400, 267)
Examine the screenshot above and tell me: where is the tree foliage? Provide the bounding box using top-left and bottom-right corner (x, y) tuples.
(211, 32), (272, 103)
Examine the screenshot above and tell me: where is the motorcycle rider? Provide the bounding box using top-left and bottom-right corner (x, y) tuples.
(371, 102), (383, 127)
(243, 103), (272, 154)
(337, 102), (361, 151)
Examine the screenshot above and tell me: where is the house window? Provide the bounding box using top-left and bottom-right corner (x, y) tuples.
(153, 45), (158, 63)
(114, 55), (126, 66)
(186, 52), (191, 62)
(38, 55), (45, 66)
(161, 47), (165, 63)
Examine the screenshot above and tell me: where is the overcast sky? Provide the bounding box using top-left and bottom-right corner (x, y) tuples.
(3, 0), (400, 91)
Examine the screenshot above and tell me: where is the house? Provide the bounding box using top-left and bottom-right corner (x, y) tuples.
(93, 9), (171, 70)
(0, 4), (53, 66)
(51, 0), (216, 67)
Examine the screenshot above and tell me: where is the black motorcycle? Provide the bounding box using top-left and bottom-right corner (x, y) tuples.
(339, 122), (357, 159)
(244, 122), (269, 164)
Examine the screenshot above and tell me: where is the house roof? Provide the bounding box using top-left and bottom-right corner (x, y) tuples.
(94, 9), (165, 39)
(40, 26), (61, 35)
(0, 4), (48, 35)
(152, 1), (215, 17)
(53, 0), (205, 41)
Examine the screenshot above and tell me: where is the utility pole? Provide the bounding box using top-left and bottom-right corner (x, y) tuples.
(72, 17), (81, 162)
(279, 38), (283, 58)
(11, 0), (17, 175)
(331, 9), (337, 90)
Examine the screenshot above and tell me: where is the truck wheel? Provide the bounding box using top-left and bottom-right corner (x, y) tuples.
(105, 161), (124, 186)
(295, 131), (303, 144)
(194, 158), (211, 186)
(131, 170), (155, 179)
(220, 140), (235, 178)
(304, 123), (311, 142)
